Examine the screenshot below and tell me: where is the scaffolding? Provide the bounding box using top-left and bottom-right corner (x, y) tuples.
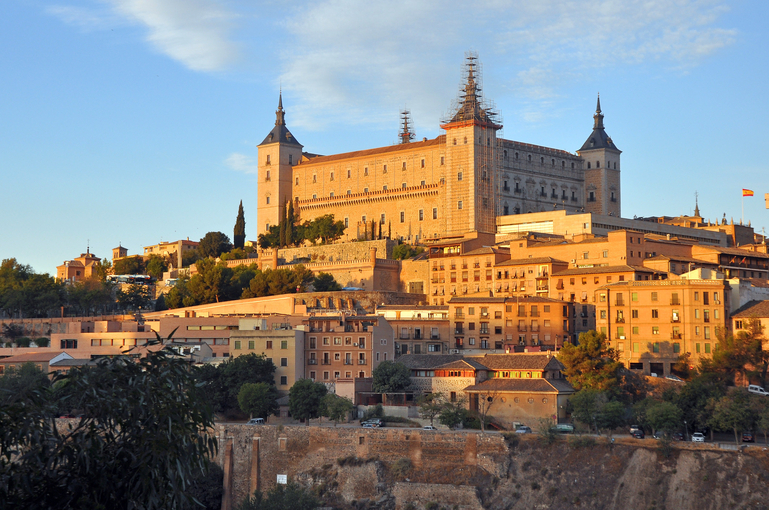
(399, 109), (415, 144)
(441, 51), (503, 235)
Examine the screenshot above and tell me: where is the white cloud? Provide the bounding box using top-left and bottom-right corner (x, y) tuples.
(46, 5), (120, 31)
(225, 153), (258, 174)
(106, 0), (239, 72)
(275, 0), (735, 131)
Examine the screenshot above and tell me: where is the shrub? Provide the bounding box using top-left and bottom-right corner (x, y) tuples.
(390, 458), (413, 478)
(363, 404), (384, 420)
(536, 419), (559, 445)
(15, 337), (32, 347)
(657, 435), (674, 459)
(567, 435), (596, 449)
(502, 432), (520, 448)
(34, 337), (50, 347)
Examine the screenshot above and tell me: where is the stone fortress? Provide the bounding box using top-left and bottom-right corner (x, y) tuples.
(256, 52), (621, 243)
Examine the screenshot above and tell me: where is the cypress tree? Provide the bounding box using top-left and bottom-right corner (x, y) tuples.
(370, 220), (376, 242)
(279, 202), (287, 247)
(287, 200), (295, 246)
(233, 200), (246, 249)
(388, 221), (392, 240)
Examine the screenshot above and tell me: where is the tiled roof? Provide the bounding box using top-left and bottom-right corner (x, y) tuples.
(433, 359), (487, 370)
(497, 257), (568, 267)
(463, 378), (574, 394)
(298, 136), (446, 165)
(732, 300), (769, 318)
(448, 296), (506, 304)
(397, 354), (464, 369)
(552, 265), (655, 276)
(462, 247), (510, 257)
(0, 352), (67, 363)
(465, 353), (564, 371)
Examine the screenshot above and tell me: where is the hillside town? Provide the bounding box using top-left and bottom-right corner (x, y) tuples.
(4, 54), (769, 510)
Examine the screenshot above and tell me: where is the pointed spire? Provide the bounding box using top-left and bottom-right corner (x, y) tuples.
(694, 191), (700, 217)
(275, 92), (285, 126)
(593, 93), (604, 130)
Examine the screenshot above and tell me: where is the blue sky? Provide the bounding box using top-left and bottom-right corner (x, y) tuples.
(2, 0), (768, 275)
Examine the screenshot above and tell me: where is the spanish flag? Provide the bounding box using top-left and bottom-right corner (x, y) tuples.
(743, 189), (754, 197)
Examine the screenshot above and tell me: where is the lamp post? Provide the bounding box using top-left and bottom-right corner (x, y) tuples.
(684, 420), (689, 441)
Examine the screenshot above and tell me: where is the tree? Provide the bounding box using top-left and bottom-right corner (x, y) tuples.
(703, 319), (767, 387)
(646, 401), (683, 435)
(214, 354), (276, 414)
(417, 392), (445, 427)
(320, 393), (354, 426)
(596, 400), (626, 440)
(234, 200), (246, 250)
(286, 200), (296, 247)
(558, 330), (623, 392)
(0, 259), (64, 318)
(372, 361), (411, 394)
(0, 336), (217, 509)
(112, 255), (144, 275)
(756, 398), (769, 445)
(312, 272), (341, 292)
(674, 372), (726, 436)
(116, 284), (151, 311)
(198, 232), (233, 259)
(568, 389), (607, 434)
(279, 202), (287, 247)
(186, 463), (224, 510)
(235, 481), (320, 510)
(238, 382), (279, 420)
(709, 388), (757, 444)
(0, 361), (50, 399)
(474, 389), (500, 432)
(438, 394), (468, 430)
(392, 244), (425, 260)
(145, 255), (168, 280)
(288, 379), (327, 424)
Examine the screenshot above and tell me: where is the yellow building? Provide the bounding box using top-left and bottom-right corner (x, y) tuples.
(257, 54), (621, 242)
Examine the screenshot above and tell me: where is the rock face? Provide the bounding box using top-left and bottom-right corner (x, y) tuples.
(217, 425), (769, 510)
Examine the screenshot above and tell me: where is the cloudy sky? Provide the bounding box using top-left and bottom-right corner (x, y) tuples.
(2, 0), (768, 274)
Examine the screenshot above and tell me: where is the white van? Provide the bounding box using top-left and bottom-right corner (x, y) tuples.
(748, 385), (768, 396)
(246, 418), (265, 425)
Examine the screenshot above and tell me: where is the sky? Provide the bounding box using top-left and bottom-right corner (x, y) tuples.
(2, 0), (768, 275)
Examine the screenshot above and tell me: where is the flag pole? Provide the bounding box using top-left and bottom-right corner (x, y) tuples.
(742, 193), (744, 225)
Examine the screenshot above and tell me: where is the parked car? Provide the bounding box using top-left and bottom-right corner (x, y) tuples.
(631, 430), (645, 439)
(653, 431), (664, 440)
(748, 385), (769, 396)
(665, 375), (684, 382)
(246, 418), (265, 425)
(692, 432), (706, 443)
(422, 425), (437, 431)
(742, 432), (755, 443)
(629, 425), (642, 435)
(555, 423), (574, 434)
(672, 432), (685, 441)
(362, 423), (377, 428)
(515, 426), (532, 434)
(362, 418), (383, 426)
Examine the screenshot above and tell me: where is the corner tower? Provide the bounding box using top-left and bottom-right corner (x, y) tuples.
(440, 53), (502, 235)
(577, 95), (621, 216)
(257, 94), (303, 235)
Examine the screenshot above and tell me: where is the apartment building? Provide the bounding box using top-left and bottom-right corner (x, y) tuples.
(375, 305), (450, 356)
(595, 276), (729, 376)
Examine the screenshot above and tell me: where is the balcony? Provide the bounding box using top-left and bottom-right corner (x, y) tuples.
(308, 359), (318, 365)
(454, 313), (465, 319)
(530, 311), (540, 318)
(530, 326), (539, 333)
(518, 325), (527, 332)
(358, 359), (367, 365)
(322, 360), (331, 365)
(454, 329), (464, 335)
(670, 318), (680, 323)
(400, 334), (410, 339)
(616, 318), (625, 323)
(671, 334), (682, 340)
(344, 360), (354, 365)
(430, 333), (441, 340)
(670, 299), (680, 306)
(480, 328), (490, 335)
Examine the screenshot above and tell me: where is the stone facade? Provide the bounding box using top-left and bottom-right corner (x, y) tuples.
(256, 55), (620, 241)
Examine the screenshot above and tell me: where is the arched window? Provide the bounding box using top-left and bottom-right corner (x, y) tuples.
(596, 161), (600, 168)
(528, 154), (532, 162)
(587, 162), (591, 169)
(551, 158), (555, 166)
(515, 152), (519, 159)
(540, 156), (544, 165)
(571, 162), (575, 169)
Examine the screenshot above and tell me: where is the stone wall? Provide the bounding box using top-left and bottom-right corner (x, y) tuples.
(216, 424), (507, 507)
(273, 239), (397, 264)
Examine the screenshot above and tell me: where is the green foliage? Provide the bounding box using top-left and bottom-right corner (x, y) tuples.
(656, 435), (674, 459)
(0, 361), (50, 398)
(558, 331), (623, 392)
(646, 401), (683, 434)
(390, 458), (413, 478)
(116, 284), (151, 311)
(238, 382), (279, 420)
(185, 463), (224, 510)
(391, 244), (425, 260)
(34, 337), (50, 347)
(258, 214), (346, 248)
(1, 323), (23, 340)
(198, 354), (277, 414)
(438, 394), (468, 430)
(312, 272), (341, 292)
(0, 258), (65, 318)
(220, 248), (250, 261)
(65, 278), (115, 316)
(0, 335), (217, 509)
(112, 255), (145, 275)
(674, 372), (726, 434)
(566, 435), (596, 449)
(242, 266), (315, 299)
(708, 388), (757, 444)
(288, 379), (328, 423)
(198, 232), (233, 259)
(15, 337), (31, 347)
(362, 403), (384, 420)
(145, 255), (168, 280)
(568, 389), (626, 436)
(372, 361), (412, 393)
(320, 393), (354, 425)
(701, 319), (767, 386)
(417, 392), (445, 426)
(235, 481), (320, 510)
(234, 200), (247, 250)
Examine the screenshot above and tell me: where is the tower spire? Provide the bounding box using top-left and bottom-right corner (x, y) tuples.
(593, 93), (604, 130)
(694, 191), (700, 217)
(275, 92), (285, 126)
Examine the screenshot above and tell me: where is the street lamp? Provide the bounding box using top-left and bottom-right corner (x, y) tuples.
(684, 420), (689, 441)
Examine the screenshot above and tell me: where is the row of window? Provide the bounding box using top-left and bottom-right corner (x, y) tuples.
(309, 370), (366, 381)
(501, 150), (578, 170)
(308, 336), (367, 348)
(608, 325), (714, 339)
(603, 308), (719, 321)
(233, 339), (289, 350)
(615, 341), (713, 355)
(599, 291), (721, 305)
(300, 158), (443, 184)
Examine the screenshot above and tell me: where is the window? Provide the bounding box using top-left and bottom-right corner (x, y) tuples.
(281, 340), (288, 349)
(705, 343), (711, 353)
(380, 213), (386, 224)
(364, 167), (369, 175)
(632, 310), (639, 319)
(280, 376), (287, 385)
(330, 171), (334, 181)
(249, 340), (256, 350)
(288, 154), (293, 164)
(440, 156), (444, 165)
(652, 326), (659, 335)
(633, 342), (639, 353)
(673, 343), (680, 353)
(457, 171), (463, 181)
(233, 340), (241, 350)
(266, 155), (271, 165)
(704, 327), (710, 339)
(433, 208), (438, 219)
(419, 210), (424, 221)
(280, 358), (288, 367)
(651, 292), (658, 302)
(265, 340), (273, 349)
(400, 211), (405, 223)
(631, 292), (638, 302)
(651, 309), (659, 319)
(383, 164), (387, 173)
(402, 161), (407, 170)
(266, 196), (270, 205)
(347, 169), (351, 178)
(458, 201), (463, 210)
